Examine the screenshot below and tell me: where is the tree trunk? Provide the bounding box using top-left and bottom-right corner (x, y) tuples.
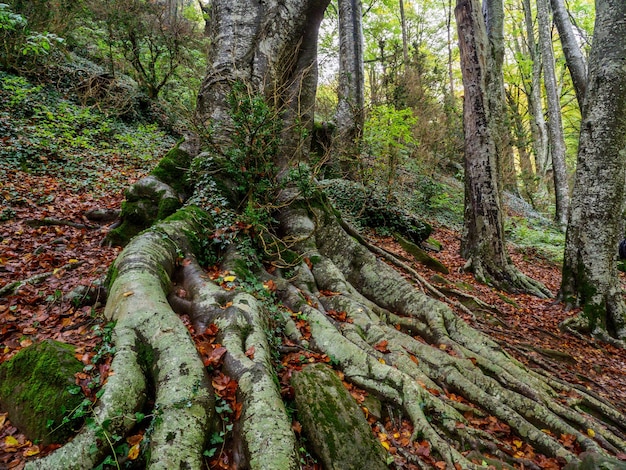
(536, 0), (569, 229)
(522, 0), (550, 191)
(550, 0), (587, 110)
(560, 0), (626, 342)
(196, 0), (329, 170)
(483, 0), (518, 196)
(456, 0), (549, 296)
(334, 0), (365, 177)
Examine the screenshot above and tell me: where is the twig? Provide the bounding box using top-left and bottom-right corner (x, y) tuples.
(24, 218), (96, 230)
(0, 261), (85, 297)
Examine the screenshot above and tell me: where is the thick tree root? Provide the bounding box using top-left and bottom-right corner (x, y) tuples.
(27, 215), (214, 470)
(27, 203), (626, 469)
(273, 204), (626, 468)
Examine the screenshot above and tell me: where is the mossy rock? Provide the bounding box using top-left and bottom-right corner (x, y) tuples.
(150, 142), (194, 196)
(0, 340), (84, 445)
(321, 179), (432, 244)
(291, 363), (389, 470)
(563, 452), (626, 470)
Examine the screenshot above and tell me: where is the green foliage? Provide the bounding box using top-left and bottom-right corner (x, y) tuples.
(363, 104), (417, 195)
(222, 81), (282, 200)
(0, 3), (64, 71)
(506, 216), (565, 264)
(0, 70), (173, 181)
(84, 0), (207, 100)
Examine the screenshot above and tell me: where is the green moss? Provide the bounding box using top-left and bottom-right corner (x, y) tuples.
(105, 263), (120, 291)
(157, 197), (182, 220)
(150, 143), (193, 195)
(0, 340), (84, 444)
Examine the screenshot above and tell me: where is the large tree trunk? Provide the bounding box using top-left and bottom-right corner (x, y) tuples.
(550, 0), (587, 110)
(26, 1), (626, 469)
(483, 0), (518, 196)
(560, 0), (626, 342)
(456, 0), (549, 296)
(536, 0), (569, 230)
(334, 0), (365, 177)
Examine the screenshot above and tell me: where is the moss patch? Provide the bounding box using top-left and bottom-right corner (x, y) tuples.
(0, 340), (85, 444)
(150, 143), (193, 195)
(291, 363), (388, 470)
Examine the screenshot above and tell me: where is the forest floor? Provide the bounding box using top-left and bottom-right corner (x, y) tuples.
(1, 155), (626, 469)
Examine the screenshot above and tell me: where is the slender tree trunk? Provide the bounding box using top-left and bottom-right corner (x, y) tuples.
(507, 88), (537, 203)
(522, 0), (549, 183)
(334, 0), (365, 177)
(536, 0), (569, 229)
(550, 0), (587, 110)
(483, 0), (518, 196)
(444, 0), (455, 99)
(560, 0), (626, 342)
(456, 0), (549, 297)
(399, 0), (409, 65)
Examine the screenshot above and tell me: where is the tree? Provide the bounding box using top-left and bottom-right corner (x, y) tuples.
(483, 0), (518, 195)
(334, 0), (365, 176)
(550, 0), (587, 110)
(560, 0), (626, 343)
(536, 0), (569, 229)
(26, 1), (626, 468)
(91, 0), (200, 99)
(456, 0), (549, 296)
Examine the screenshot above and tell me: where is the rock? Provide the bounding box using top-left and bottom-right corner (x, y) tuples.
(291, 363), (389, 470)
(0, 340), (85, 445)
(563, 452), (626, 470)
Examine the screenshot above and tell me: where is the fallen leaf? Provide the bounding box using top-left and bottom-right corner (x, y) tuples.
(123, 291), (134, 297)
(128, 443), (140, 460)
(223, 275), (236, 283)
(23, 445), (40, 457)
(245, 345), (255, 359)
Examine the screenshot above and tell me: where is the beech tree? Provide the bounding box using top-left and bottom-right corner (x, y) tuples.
(334, 0), (365, 175)
(537, 0), (569, 229)
(456, 0), (549, 296)
(560, 0), (626, 343)
(25, 1), (626, 469)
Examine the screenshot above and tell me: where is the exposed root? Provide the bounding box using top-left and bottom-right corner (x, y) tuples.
(27, 202), (626, 469)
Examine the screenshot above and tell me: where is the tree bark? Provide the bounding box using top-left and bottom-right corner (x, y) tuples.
(536, 0), (569, 229)
(334, 0), (365, 177)
(522, 0), (550, 188)
(196, 0), (330, 170)
(560, 0), (626, 342)
(550, 0), (587, 110)
(483, 0), (518, 196)
(456, 0), (549, 296)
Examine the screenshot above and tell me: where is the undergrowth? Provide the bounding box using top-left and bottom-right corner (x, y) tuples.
(0, 70), (174, 195)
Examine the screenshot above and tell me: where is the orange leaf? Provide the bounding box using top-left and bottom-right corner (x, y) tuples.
(127, 433), (144, 446)
(374, 340), (389, 353)
(245, 346), (255, 359)
(128, 443), (140, 460)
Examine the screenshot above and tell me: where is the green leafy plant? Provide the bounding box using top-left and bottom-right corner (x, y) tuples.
(0, 3), (64, 71)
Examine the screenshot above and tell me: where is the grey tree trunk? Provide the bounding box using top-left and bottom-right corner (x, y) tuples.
(483, 0), (518, 196)
(196, 0), (329, 171)
(456, 0), (549, 296)
(522, 0), (550, 184)
(550, 0), (587, 110)
(560, 0), (626, 342)
(536, 0), (569, 229)
(334, 0), (365, 177)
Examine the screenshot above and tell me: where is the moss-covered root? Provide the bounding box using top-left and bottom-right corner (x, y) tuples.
(291, 363), (389, 470)
(104, 218), (214, 469)
(29, 212), (215, 470)
(25, 325), (147, 470)
(174, 258), (300, 470)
